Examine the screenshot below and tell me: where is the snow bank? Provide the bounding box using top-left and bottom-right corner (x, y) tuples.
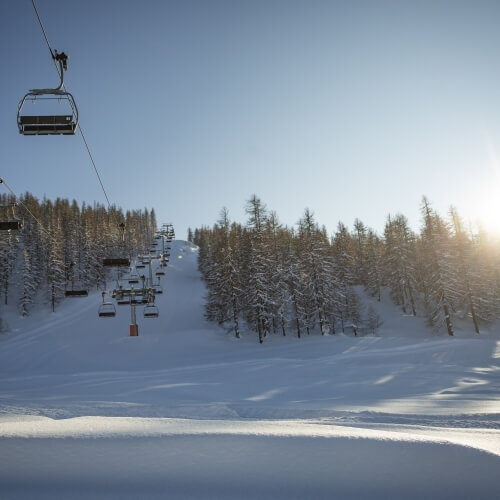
(0, 240), (499, 499)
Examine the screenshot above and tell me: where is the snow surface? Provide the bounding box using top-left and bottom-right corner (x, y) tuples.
(1, 240), (499, 499)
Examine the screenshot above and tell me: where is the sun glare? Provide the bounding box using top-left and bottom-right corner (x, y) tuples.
(464, 193), (500, 236)
(462, 137), (500, 236)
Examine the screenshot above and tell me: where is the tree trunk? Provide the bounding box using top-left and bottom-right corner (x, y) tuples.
(231, 297), (240, 339)
(467, 292), (480, 334)
(443, 304), (454, 336)
(407, 284), (417, 316)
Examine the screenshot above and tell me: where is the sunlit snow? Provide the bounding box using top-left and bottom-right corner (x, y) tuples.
(1, 240), (499, 499)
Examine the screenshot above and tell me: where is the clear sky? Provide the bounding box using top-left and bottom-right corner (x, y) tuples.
(2, 0), (500, 239)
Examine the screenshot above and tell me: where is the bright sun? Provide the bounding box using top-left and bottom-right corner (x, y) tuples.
(460, 138), (500, 236)
(461, 186), (500, 236)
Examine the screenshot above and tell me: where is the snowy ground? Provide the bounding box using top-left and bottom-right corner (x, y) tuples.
(1, 240), (499, 499)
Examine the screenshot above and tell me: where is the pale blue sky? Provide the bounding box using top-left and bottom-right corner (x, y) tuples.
(2, 0), (500, 238)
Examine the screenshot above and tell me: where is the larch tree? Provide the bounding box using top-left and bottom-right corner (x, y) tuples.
(419, 197), (456, 336)
(244, 195), (273, 343)
(383, 214), (418, 316)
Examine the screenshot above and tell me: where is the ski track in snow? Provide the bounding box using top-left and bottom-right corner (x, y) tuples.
(1, 240), (499, 498)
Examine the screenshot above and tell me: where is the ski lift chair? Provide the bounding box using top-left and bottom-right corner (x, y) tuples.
(17, 51), (79, 136)
(65, 289), (88, 297)
(128, 273), (140, 284)
(143, 303), (159, 318)
(98, 302), (116, 317)
(0, 221), (23, 230)
(65, 268), (88, 296)
(0, 196), (23, 231)
(98, 291), (116, 317)
(103, 258), (130, 267)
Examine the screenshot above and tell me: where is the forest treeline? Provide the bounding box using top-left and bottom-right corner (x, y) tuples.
(193, 195), (500, 342)
(0, 192), (157, 317)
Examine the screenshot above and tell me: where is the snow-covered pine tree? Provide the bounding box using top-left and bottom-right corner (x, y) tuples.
(283, 230), (307, 338)
(419, 197), (456, 336)
(244, 195), (273, 343)
(365, 305), (383, 335)
(43, 216), (66, 310)
(331, 222), (357, 333)
(297, 209), (335, 335)
(352, 218), (368, 286)
(383, 214), (418, 315)
(18, 244), (38, 317)
(449, 206), (480, 333)
(472, 226), (500, 322)
(365, 229), (383, 301)
(265, 211), (291, 336)
(204, 208), (243, 338)
(0, 214), (20, 305)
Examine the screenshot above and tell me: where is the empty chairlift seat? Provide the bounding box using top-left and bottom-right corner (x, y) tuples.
(98, 302), (116, 318)
(65, 289), (88, 297)
(17, 52), (79, 136)
(143, 304), (159, 318)
(0, 220), (23, 231)
(103, 258), (131, 267)
(17, 88), (79, 136)
(0, 197), (23, 231)
(18, 114), (77, 135)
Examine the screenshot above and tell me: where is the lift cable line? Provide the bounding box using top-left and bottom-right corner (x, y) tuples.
(28, 0), (113, 211)
(31, 0), (56, 62)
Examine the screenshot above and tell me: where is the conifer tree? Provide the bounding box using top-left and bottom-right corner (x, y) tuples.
(449, 207), (480, 333)
(265, 211), (290, 336)
(245, 195), (273, 343)
(331, 222), (356, 332)
(419, 197), (455, 336)
(365, 229), (383, 301)
(297, 209), (335, 335)
(383, 214), (417, 315)
(352, 218), (368, 285)
(204, 208), (243, 338)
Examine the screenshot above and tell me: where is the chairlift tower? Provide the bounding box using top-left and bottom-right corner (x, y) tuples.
(129, 289), (139, 336)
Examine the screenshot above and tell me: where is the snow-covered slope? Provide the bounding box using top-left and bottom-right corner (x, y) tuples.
(1, 240), (499, 499)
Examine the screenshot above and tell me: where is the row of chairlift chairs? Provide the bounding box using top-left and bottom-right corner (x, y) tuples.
(0, 196), (172, 320)
(97, 231), (174, 320)
(98, 260), (160, 319)
(98, 289), (159, 319)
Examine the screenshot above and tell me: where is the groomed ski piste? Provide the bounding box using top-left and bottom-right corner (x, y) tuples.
(1, 239), (499, 499)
